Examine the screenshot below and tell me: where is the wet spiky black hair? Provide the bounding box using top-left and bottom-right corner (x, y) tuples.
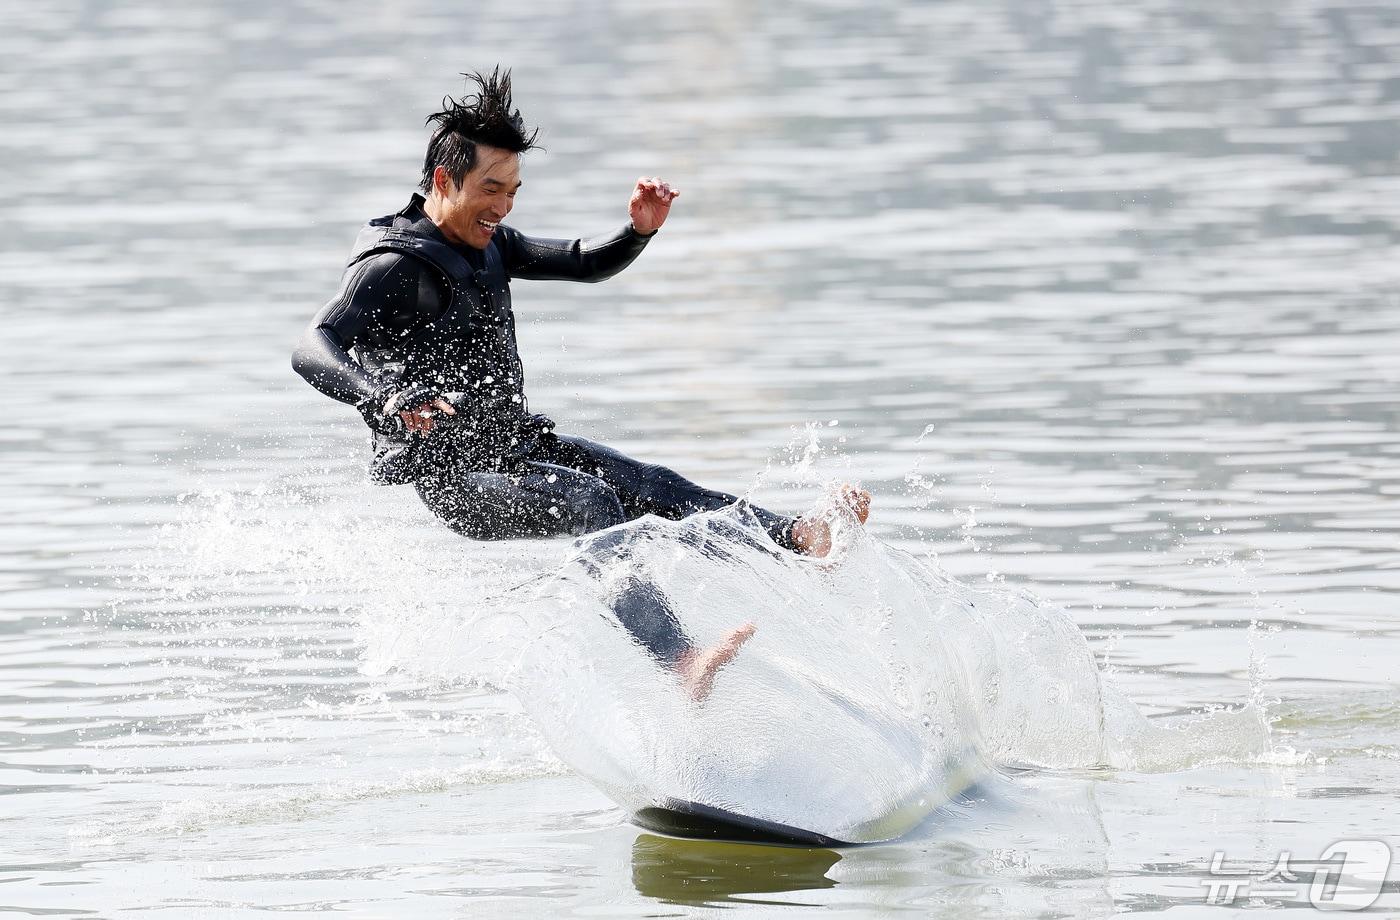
(419, 67), (541, 193)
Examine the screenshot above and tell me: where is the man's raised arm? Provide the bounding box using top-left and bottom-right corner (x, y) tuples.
(498, 176), (679, 282)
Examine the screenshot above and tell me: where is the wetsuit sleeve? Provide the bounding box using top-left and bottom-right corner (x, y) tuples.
(291, 252), (447, 405)
(494, 223), (656, 282)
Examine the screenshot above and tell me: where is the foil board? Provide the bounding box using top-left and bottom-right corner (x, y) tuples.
(631, 799), (848, 847)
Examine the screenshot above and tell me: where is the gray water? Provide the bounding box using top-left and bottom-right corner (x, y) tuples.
(4, 0), (1400, 916)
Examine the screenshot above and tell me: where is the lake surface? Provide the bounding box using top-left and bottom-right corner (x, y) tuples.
(3, 0), (1398, 916)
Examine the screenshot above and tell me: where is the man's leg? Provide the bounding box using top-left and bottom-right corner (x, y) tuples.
(609, 571), (753, 701)
(528, 435), (775, 700)
(414, 460), (627, 540)
(535, 434), (801, 551)
(416, 460), (741, 697)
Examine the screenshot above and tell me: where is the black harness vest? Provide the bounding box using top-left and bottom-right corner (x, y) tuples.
(345, 195), (529, 457)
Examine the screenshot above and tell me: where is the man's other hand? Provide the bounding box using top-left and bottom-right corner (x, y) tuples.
(400, 398), (455, 434)
(629, 176), (679, 235)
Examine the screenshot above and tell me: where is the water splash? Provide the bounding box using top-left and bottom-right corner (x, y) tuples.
(121, 482), (1279, 844)
(373, 499), (1275, 842)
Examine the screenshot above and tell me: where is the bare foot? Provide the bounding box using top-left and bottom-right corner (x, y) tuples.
(675, 623), (757, 701)
(790, 483), (872, 557)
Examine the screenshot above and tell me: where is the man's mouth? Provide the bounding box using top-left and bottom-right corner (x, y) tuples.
(476, 218), (499, 234)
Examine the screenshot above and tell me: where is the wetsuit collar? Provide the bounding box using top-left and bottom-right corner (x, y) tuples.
(399, 193), (484, 265)
(398, 193), (438, 233)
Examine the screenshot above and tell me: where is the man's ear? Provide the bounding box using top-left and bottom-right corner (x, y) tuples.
(433, 165), (453, 196)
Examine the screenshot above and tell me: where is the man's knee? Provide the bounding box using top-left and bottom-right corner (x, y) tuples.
(563, 478), (626, 534)
(416, 479), (502, 539)
(630, 460), (729, 515)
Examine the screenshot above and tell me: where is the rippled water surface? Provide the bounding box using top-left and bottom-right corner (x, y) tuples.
(4, 0), (1399, 917)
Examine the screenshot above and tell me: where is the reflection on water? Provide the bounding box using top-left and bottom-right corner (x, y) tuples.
(631, 835), (841, 907)
(3, 0), (1399, 915)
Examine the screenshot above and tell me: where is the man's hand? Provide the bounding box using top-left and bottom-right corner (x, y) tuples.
(359, 383), (457, 437)
(629, 176), (679, 235)
(399, 398), (455, 434)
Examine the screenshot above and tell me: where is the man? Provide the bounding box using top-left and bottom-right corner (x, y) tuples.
(292, 69), (870, 697)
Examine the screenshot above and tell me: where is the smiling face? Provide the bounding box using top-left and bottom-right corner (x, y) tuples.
(426, 144), (522, 249)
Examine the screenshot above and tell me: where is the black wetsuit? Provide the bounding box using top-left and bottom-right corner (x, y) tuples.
(292, 193), (799, 560)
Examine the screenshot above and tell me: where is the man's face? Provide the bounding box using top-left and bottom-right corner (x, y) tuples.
(433, 144), (522, 249)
